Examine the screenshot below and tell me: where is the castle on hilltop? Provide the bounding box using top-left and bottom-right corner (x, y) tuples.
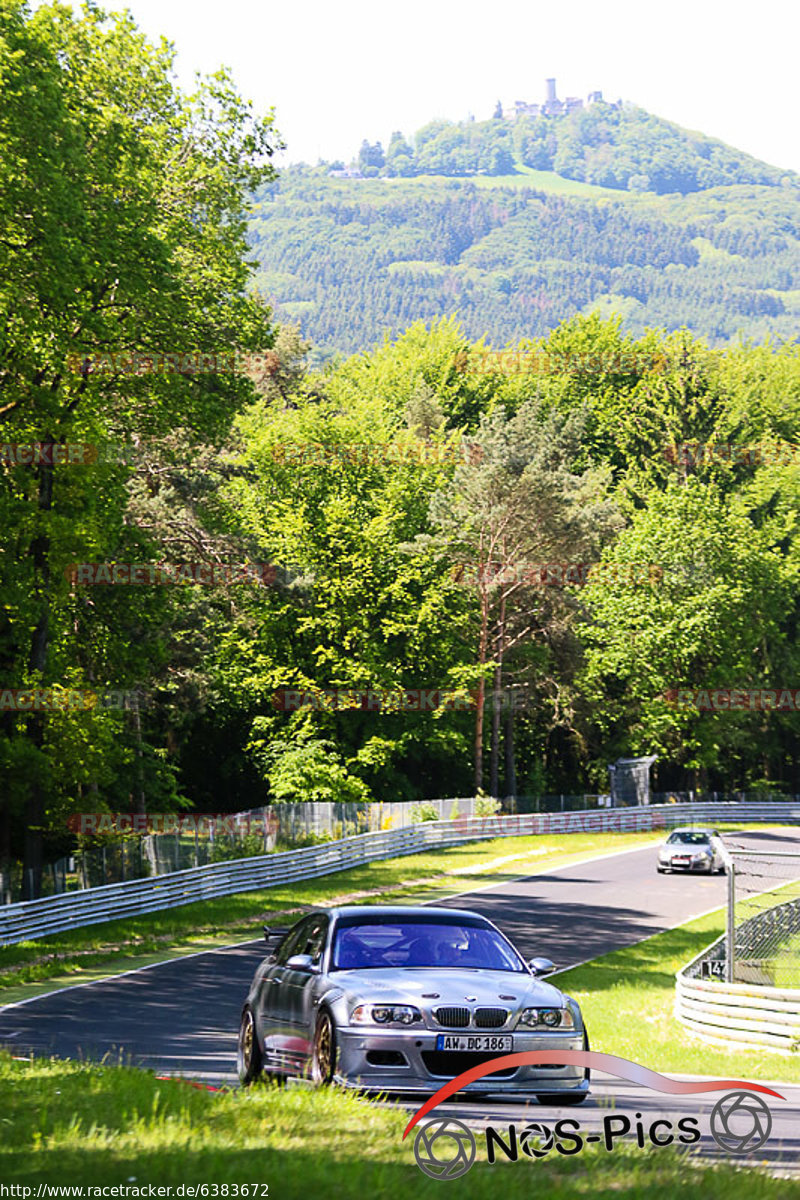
(501, 79), (613, 121)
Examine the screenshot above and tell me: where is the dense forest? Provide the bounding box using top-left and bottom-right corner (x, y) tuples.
(3, 2), (800, 897)
(250, 173), (800, 359)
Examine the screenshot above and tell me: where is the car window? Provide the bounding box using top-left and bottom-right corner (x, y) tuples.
(274, 914), (329, 965)
(274, 919), (311, 965)
(301, 915), (329, 964)
(331, 921), (526, 972)
(667, 831), (709, 845)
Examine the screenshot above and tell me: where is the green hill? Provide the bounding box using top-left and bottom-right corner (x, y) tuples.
(248, 106), (800, 361)
(357, 103), (793, 194)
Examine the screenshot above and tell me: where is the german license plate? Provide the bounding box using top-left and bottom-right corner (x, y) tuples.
(436, 1034), (513, 1052)
(672, 857), (690, 865)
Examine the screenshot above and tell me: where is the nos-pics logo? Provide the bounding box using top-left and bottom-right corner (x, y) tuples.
(405, 1050), (781, 1179)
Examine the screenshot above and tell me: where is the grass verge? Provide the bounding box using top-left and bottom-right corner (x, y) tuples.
(0, 831), (663, 1002)
(556, 908), (800, 1082)
(773, 931), (800, 989)
(0, 1052), (795, 1195)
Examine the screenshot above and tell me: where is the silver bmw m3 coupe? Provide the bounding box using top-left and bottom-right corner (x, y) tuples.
(238, 904), (590, 1103)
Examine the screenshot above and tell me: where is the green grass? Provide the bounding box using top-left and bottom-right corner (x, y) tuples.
(715, 874), (800, 990)
(470, 168), (623, 198)
(770, 930), (800, 990)
(378, 166), (628, 199)
(0, 831), (662, 1002)
(0, 1052), (795, 1195)
(764, 288), (800, 312)
(582, 293), (645, 322)
(557, 909), (800, 1081)
(690, 234), (747, 263)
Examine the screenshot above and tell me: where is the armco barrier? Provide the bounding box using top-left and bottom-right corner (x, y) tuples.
(3, 800), (800, 947)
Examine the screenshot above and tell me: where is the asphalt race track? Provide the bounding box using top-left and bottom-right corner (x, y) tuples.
(2, 828), (799, 1080)
(2, 827), (800, 1171)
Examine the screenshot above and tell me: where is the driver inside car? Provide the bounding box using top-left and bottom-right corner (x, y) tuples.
(434, 933), (467, 966)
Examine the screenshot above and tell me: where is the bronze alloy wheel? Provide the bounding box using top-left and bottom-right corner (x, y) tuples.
(238, 1007), (263, 1085)
(312, 1009), (336, 1085)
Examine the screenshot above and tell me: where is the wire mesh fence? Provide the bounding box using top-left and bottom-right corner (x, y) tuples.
(726, 842), (800, 987)
(3, 791), (800, 905)
(0, 799), (480, 904)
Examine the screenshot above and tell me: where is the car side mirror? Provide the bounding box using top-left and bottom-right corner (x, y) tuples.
(264, 927), (290, 962)
(264, 925), (289, 945)
(286, 953), (319, 973)
(528, 956), (556, 976)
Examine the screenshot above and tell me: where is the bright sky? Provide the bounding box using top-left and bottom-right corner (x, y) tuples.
(67, 0), (800, 173)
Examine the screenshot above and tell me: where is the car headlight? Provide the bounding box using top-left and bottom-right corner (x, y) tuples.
(692, 851), (711, 861)
(351, 1004), (422, 1025)
(518, 1007), (575, 1029)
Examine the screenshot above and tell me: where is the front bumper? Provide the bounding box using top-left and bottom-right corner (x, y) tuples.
(660, 857), (712, 872)
(333, 1026), (588, 1095)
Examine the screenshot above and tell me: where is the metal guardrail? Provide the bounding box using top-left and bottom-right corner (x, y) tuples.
(3, 800), (800, 948)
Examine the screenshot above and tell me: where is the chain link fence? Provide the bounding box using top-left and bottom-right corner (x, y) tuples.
(0, 799), (482, 904)
(725, 842), (800, 987)
(676, 836), (800, 1052)
(0, 795), (619, 902)
(3, 790), (800, 905)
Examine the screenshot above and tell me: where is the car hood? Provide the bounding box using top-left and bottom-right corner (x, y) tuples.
(330, 967), (566, 1008)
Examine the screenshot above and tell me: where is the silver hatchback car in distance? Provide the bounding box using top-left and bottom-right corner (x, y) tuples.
(656, 827), (726, 874)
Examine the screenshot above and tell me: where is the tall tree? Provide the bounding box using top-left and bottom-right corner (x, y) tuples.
(0, 1), (280, 895)
(418, 401), (620, 791)
(578, 479), (791, 789)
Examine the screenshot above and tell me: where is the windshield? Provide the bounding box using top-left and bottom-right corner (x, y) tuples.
(331, 920), (527, 972)
(667, 831), (711, 845)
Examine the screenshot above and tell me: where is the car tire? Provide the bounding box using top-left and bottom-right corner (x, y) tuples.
(238, 1006), (263, 1086)
(311, 1008), (337, 1086)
